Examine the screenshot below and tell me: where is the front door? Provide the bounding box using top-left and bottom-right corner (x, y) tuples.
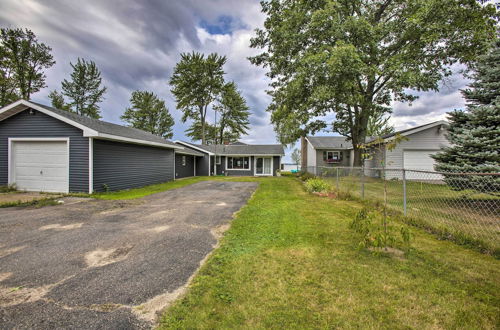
(256, 157), (272, 176)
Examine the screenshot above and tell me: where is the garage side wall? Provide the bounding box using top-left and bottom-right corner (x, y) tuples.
(93, 139), (174, 192)
(175, 153), (195, 178)
(0, 109), (89, 192)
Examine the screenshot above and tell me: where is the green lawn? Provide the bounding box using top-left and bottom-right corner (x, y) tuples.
(325, 175), (500, 254)
(159, 176), (499, 329)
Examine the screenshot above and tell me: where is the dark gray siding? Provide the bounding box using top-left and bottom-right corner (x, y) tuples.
(179, 146), (209, 176)
(175, 153), (195, 178)
(223, 155), (255, 176)
(0, 109), (89, 192)
(93, 139), (174, 192)
(273, 156), (281, 176)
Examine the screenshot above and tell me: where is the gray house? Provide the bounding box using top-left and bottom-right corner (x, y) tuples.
(176, 141), (284, 176)
(302, 121), (450, 178)
(0, 100), (184, 193)
(0, 100), (285, 193)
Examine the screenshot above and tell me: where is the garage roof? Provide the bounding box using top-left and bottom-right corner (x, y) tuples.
(0, 100), (182, 149)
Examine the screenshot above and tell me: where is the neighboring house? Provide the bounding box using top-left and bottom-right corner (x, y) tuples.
(281, 163), (300, 171)
(0, 100), (184, 193)
(302, 121), (451, 178)
(175, 141), (284, 176)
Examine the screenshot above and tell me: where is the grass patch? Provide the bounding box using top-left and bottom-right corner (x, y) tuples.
(325, 176), (500, 254)
(89, 177), (213, 200)
(159, 177), (499, 329)
(0, 184), (17, 193)
(0, 197), (60, 208)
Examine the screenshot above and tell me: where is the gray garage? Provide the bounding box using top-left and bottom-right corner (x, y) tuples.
(0, 100), (182, 193)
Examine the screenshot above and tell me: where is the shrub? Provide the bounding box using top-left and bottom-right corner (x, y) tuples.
(304, 178), (332, 193)
(299, 172), (315, 181)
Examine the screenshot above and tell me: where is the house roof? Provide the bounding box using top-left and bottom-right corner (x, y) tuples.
(306, 136), (353, 149)
(0, 100), (182, 149)
(176, 141), (285, 156)
(366, 120), (448, 142)
(174, 146), (205, 156)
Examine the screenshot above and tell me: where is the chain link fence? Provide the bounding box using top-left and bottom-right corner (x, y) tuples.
(306, 166), (500, 253)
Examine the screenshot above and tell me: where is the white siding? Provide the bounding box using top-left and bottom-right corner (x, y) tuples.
(384, 125), (450, 179)
(306, 139), (316, 172)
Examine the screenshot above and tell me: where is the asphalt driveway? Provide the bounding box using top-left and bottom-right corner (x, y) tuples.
(0, 180), (258, 329)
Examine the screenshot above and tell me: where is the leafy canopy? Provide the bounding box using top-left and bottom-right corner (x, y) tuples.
(0, 28), (55, 105)
(57, 58), (107, 119)
(121, 91), (175, 139)
(170, 52), (226, 144)
(213, 82), (250, 144)
(250, 0), (497, 165)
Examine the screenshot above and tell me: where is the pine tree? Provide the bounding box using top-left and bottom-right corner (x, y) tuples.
(61, 58), (107, 118)
(121, 91), (174, 139)
(48, 90), (71, 111)
(433, 40), (500, 193)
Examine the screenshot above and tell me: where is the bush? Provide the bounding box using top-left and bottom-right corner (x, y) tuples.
(304, 178), (332, 193)
(0, 184), (17, 193)
(299, 172), (315, 181)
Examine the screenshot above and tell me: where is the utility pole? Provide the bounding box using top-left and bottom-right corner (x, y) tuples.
(213, 109), (218, 176)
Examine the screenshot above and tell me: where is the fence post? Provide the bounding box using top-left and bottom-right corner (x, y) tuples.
(361, 165), (365, 199)
(402, 169), (407, 216)
(336, 167), (339, 191)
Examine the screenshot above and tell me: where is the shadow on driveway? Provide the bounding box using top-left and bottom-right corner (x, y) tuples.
(0, 181), (257, 329)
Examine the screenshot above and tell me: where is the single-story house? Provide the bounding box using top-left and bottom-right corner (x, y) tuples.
(302, 120), (451, 179)
(175, 141), (284, 176)
(0, 100), (285, 193)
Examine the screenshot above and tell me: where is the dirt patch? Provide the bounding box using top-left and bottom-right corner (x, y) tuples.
(133, 286), (186, 322)
(85, 245), (134, 268)
(368, 247), (406, 259)
(149, 225), (170, 233)
(0, 284), (52, 307)
(0, 272), (12, 282)
(210, 224), (230, 240)
(0, 245), (26, 258)
(39, 223), (83, 231)
(0, 192), (61, 204)
(216, 202), (227, 206)
(90, 303), (124, 312)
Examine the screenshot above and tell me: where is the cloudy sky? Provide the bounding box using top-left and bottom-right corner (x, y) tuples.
(0, 0), (471, 161)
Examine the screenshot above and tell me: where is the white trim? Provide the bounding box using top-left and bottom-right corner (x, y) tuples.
(8, 137), (70, 193)
(0, 100), (98, 136)
(385, 121), (448, 142)
(225, 156), (251, 171)
(95, 133), (182, 150)
(0, 100), (182, 150)
(254, 156), (274, 176)
(220, 154), (283, 157)
(174, 141), (213, 155)
(88, 138), (93, 194)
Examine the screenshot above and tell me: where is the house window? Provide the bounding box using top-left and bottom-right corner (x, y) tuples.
(323, 151), (342, 163)
(227, 156), (250, 170)
(182, 156), (186, 166)
(216, 156), (221, 164)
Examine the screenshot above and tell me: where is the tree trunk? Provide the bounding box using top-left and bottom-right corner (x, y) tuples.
(200, 105), (206, 145)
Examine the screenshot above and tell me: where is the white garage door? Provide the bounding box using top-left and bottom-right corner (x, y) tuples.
(403, 150), (441, 180)
(10, 140), (69, 193)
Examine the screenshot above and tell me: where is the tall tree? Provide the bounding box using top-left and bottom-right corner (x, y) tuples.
(186, 119), (218, 144)
(291, 148), (301, 167)
(60, 58), (107, 118)
(121, 91), (175, 138)
(48, 90), (70, 111)
(214, 82), (250, 144)
(170, 52), (226, 144)
(433, 39), (500, 193)
(366, 110), (394, 137)
(249, 0), (497, 165)
(0, 28), (55, 103)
